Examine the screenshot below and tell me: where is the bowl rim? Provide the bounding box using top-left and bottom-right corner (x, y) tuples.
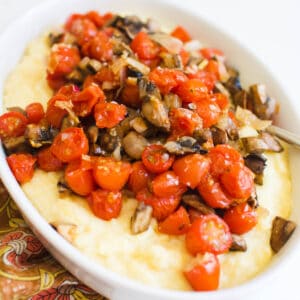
(0, 0), (299, 299)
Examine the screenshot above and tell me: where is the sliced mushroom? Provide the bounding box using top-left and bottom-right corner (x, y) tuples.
(57, 176), (72, 195)
(233, 90), (249, 109)
(122, 131), (149, 159)
(66, 69), (84, 85)
(99, 128), (121, 153)
(149, 32), (183, 54)
(270, 216), (296, 253)
(163, 93), (182, 110)
(244, 153), (267, 175)
(230, 234), (247, 252)
(182, 194), (215, 215)
(78, 57), (102, 74)
(48, 32), (64, 45)
(224, 76), (242, 96)
(247, 188), (259, 208)
(51, 222), (77, 243)
(164, 136), (203, 155)
(130, 202), (153, 234)
(211, 127), (228, 145)
(130, 117), (148, 134)
(138, 77), (161, 100)
(142, 96), (170, 130)
(127, 67), (143, 79)
(86, 126), (99, 144)
(160, 52), (183, 69)
(25, 123), (57, 148)
(2, 136), (27, 153)
(193, 128), (213, 150)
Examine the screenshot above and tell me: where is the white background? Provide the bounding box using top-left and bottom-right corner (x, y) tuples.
(0, 0), (299, 299)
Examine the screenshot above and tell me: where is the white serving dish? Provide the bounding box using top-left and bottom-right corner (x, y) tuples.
(0, 0), (300, 299)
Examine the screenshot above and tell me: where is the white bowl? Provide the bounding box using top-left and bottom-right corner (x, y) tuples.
(0, 0), (300, 299)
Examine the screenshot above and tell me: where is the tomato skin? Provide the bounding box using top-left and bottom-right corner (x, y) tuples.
(142, 144), (175, 174)
(200, 48), (225, 60)
(50, 127), (89, 163)
(179, 48), (190, 66)
(175, 79), (208, 103)
(194, 98), (221, 128)
(45, 94), (69, 128)
(65, 160), (95, 196)
(197, 173), (233, 209)
(173, 154), (210, 189)
(85, 11), (113, 28)
(136, 188), (180, 221)
(88, 189), (122, 221)
(220, 164), (254, 199)
(148, 68), (187, 94)
(211, 93), (229, 110)
(151, 171), (187, 198)
(37, 147), (64, 172)
(130, 31), (160, 60)
(25, 103), (45, 124)
(0, 111), (28, 139)
(223, 202), (258, 235)
(94, 102), (127, 128)
(93, 157), (132, 191)
(171, 26), (191, 43)
(158, 206), (191, 235)
(120, 84), (141, 108)
(188, 71), (216, 92)
(184, 253), (220, 291)
(7, 153), (36, 184)
(128, 161), (151, 194)
(185, 214), (232, 255)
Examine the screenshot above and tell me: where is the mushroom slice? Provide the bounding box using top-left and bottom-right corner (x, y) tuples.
(244, 153), (267, 175)
(2, 136), (26, 152)
(182, 194), (215, 215)
(230, 234), (247, 252)
(149, 32), (183, 54)
(57, 176), (72, 195)
(122, 131), (149, 160)
(131, 202), (153, 234)
(164, 136), (202, 155)
(138, 77), (161, 100)
(130, 117), (148, 133)
(270, 216), (296, 253)
(211, 127), (228, 145)
(25, 123), (56, 148)
(51, 222), (77, 243)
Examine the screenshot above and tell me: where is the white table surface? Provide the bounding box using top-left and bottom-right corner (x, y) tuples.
(0, 1), (299, 299)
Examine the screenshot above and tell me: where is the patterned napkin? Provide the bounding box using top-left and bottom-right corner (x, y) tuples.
(0, 180), (106, 300)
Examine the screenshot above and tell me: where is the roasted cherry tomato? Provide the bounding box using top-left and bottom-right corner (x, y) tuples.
(25, 103), (45, 124)
(169, 108), (202, 138)
(7, 153), (36, 184)
(173, 154), (210, 189)
(184, 253), (220, 291)
(186, 214), (232, 255)
(158, 206), (190, 235)
(148, 68), (187, 94)
(194, 98), (221, 128)
(88, 189), (122, 221)
(171, 26), (191, 43)
(127, 161), (151, 194)
(197, 173), (233, 209)
(211, 93), (229, 110)
(175, 79), (208, 103)
(223, 202), (258, 235)
(200, 48), (225, 60)
(130, 31), (160, 60)
(136, 188), (180, 221)
(85, 11), (113, 28)
(179, 48), (190, 66)
(187, 70), (216, 92)
(120, 83), (141, 108)
(142, 144), (175, 174)
(65, 159), (95, 196)
(94, 102), (127, 128)
(93, 157), (132, 191)
(37, 147), (64, 172)
(0, 111), (28, 139)
(151, 171), (186, 198)
(50, 127), (89, 162)
(220, 164), (254, 199)
(204, 59), (227, 81)
(45, 94), (69, 128)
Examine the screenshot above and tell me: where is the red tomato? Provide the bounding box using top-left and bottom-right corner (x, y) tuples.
(200, 48), (225, 60)
(120, 84), (141, 108)
(158, 206), (191, 235)
(72, 85), (106, 117)
(136, 188), (180, 221)
(128, 161), (151, 194)
(169, 108), (202, 138)
(25, 103), (45, 124)
(171, 26), (191, 43)
(93, 157), (132, 191)
(0, 111), (28, 139)
(175, 79), (208, 103)
(208, 144), (244, 178)
(50, 127), (89, 162)
(37, 147), (64, 172)
(130, 31), (160, 60)
(185, 214), (232, 255)
(94, 102), (127, 128)
(82, 31), (113, 62)
(48, 44), (80, 78)
(210, 93), (229, 110)
(151, 171), (186, 198)
(94, 66), (116, 83)
(148, 68), (187, 94)
(85, 11), (113, 28)
(142, 144), (175, 174)
(57, 84), (80, 98)
(204, 59), (227, 81)
(220, 164), (254, 199)
(188, 70), (216, 92)
(197, 173), (233, 209)
(172, 154), (210, 189)
(45, 94), (69, 128)
(194, 98), (221, 128)
(223, 202), (258, 234)
(7, 154), (36, 184)
(88, 189), (122, 221)
(179, 48), (190, 66)
(184, 253), (220, 291)
(65, 160), (95, 196)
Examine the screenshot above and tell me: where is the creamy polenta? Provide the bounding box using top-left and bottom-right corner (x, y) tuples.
(3, 34), (292, 290)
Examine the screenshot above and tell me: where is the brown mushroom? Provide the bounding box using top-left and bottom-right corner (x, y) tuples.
(182, 194), (215, 215)
(130, 202), (153, 234)
(211, 127), (228, 145)
(244, 153), (267, 175)
(270, 216), (296, 253)
(122, 131), (148, 160)
(25, 123), (58, 148)
(164, 136), (203, 155)
(230, 234), (247, 252)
